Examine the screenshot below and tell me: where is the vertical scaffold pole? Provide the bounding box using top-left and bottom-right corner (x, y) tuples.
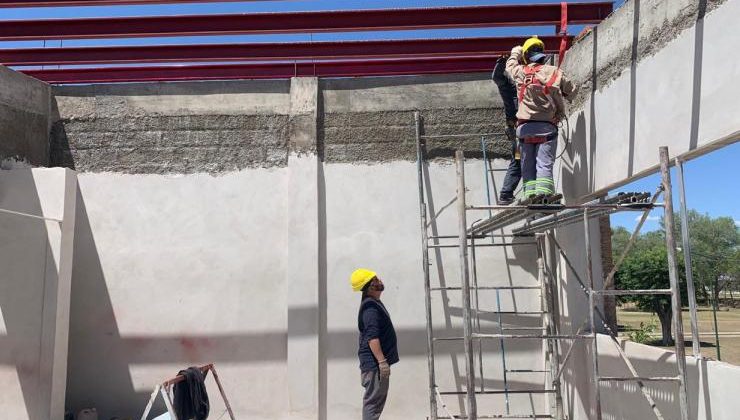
(415, 111), (438, 420)
(659, 147), (690, 420)
(584, 210), (603, 420)
(539, 234), (563, 420)
(675, 157), (701, 358)
(456, 150), (477, 420)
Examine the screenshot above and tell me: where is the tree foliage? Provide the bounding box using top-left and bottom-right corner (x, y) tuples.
(611, 211), (738, 346)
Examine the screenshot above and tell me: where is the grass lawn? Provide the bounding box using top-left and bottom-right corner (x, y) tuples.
(617, 305), (740, 365)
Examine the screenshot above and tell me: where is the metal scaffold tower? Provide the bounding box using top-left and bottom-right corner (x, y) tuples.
(414, 112), (693, 420)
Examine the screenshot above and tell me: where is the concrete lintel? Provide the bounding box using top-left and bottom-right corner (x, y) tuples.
(289, 77), (319, 154)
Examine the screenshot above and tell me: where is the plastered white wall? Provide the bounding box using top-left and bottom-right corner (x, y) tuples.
(0, 168), (76, 420)
(560, 0), (740, 198)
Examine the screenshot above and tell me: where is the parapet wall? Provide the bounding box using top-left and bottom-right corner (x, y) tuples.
(559, 0), (739, 199)
(0, 66), (51, 167)
(50, 73), (510, 174)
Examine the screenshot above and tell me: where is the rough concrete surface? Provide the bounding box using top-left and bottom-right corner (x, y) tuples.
(0, 65), (51, 166)
(51, 114), (290, 173)
(322, 108), (510, 163)
(564, 0), (728, 111)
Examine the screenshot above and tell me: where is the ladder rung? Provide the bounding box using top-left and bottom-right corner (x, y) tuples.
(472, 333), (593, 340)
(488, 168), (510, 172)
(501, 327), (547, 331)
(507, 369), (549, 373)
(598, 376), (681, 382)
(475, 310), (546, 315)
(435, 333), (593, 341)
(592, 289), (672, 296)
(439, 416), (554, 419)
(438, 415), (554, 419)
(440, 389), (555, 395)
(431, 285), (541, 291)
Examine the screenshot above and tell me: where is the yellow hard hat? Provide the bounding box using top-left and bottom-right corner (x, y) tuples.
(522, 36), (546, 55)
(351, 268), (377, 292)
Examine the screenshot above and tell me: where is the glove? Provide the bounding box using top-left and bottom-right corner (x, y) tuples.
(511, 45), (523, 55)
(378, 360), (391, 380)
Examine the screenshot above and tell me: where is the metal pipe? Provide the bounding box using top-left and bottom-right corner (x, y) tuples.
(470, 235), (486, 393)
(415, 111), (438, 420)
(711, 277), (722, 360)
(584, 211), (603, 420)
(431, 286), (540, 291)
(456, 150), (478, 419)
(540, 235), (563, 420)
(598, 376), (681, 382)
(428, 242), (536, 248)
(495, 288), (510, 415)
(591, 289), (672, 296)
(675, 158), (701, 357)
(471, 334), (593, 340)
(659, 146), (690, 420)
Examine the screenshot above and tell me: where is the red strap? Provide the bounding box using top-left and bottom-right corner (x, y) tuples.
(518, 65), (543, 103)
(523, 136), (547, 144)
(544, 69), (560, 95)
(557, 2), (568, 66)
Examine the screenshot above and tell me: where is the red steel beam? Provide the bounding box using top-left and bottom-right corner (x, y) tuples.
(2, 36), (570, 66)
(0, 2), (613, 41)
(0, 0), (273, 6)
(22, 56), (500, 84)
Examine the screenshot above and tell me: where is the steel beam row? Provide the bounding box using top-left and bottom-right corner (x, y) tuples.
(21, 55), (502, 84)
(3, 36), (569, 66)
(0, 2), (613, 41)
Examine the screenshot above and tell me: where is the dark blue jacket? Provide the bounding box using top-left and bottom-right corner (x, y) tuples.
(357, 297), (398, 372)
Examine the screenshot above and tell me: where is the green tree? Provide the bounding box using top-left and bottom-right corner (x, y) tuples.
(675, 211), (739, 303)
(616, 241), (686, 345)
(611, 211), (738, 346)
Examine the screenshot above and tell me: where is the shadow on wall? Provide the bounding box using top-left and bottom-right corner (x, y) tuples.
(0, 170), (54, 420)
(65, 187), (289, 419)
(584, 342), (712, 420)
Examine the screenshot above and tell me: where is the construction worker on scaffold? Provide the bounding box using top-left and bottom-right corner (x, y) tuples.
(506, 36), (574, 202)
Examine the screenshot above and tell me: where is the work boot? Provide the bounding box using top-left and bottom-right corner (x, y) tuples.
(498, 194), (515, 205)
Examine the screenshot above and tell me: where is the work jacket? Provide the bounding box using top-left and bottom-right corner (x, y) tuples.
(506, 46), (575, 123)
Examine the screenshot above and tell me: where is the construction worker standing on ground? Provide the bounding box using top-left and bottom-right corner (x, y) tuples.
(506, 36), (574, 200)
(351, 268), (398, 420)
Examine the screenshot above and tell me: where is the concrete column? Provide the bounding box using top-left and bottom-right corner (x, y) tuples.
(287, 77), (321, 419)
(38, 168), (77, 420)
(0, 167), (76, 420)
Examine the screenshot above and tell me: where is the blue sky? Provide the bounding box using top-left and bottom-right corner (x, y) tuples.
(6, 0), (734, 229)
(610, 141), (740, 232)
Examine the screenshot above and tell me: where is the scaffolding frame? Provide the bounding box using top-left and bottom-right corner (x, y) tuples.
(414, 111), (693, 420)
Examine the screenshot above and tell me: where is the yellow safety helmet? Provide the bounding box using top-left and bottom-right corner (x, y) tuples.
(522, 36), (546, 63)
(351, 268), (377, 292)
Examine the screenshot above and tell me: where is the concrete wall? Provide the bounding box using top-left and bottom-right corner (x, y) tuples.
(49, 74), (552, 419)
(559, 0), (739, 199)
(575, 336), (740, 420)
(0, 66), (51, 167)
(0, 167), (76, 420)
